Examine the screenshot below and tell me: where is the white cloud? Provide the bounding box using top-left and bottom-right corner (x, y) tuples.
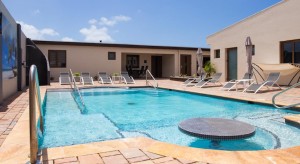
(17, 21), (59, 39)
(79, 25), (114, 43)
(61, 37), (75, 41)
(40, 28), (59, 36)
(99, 15), (131, 26)
(88, 19), (97, 25)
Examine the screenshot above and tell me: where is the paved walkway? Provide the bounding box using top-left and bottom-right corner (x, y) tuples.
(43, 148), (204, 164)
(0, 90), (28, 146)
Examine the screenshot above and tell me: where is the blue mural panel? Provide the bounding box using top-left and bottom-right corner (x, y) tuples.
(1, 13), (17, 79)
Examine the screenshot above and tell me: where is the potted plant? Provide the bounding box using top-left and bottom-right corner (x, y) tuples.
(204, 61), (216, 77)
(73, 72), (81, 82)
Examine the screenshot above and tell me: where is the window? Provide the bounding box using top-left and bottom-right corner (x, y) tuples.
(252, 45), (255, 56)
(214, 49), (220, 58)
(126, 55), (139, 68)
(108, 52), (116, 60)
(281, 40), (300, 63)
(48, 50), (66, 68)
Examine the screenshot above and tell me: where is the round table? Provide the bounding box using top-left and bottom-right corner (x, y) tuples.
(178, 118), (255, 140)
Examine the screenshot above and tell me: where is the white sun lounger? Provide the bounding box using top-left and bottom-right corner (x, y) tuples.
(222, 73), (253, 91)
(59, 72), (71, 85)
(121, 72), (135, 84)
(183, 73), (207, 86)
(195, 73), (222, 88)
(243, 72), (281, 94)
(98, 72), (113, 84)
(80, 72), (94, 85)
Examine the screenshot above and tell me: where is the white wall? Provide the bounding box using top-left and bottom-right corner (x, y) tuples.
(207, 0), (300, 82)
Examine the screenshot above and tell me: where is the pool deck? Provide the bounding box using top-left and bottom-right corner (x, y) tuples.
(0, 79), (300, 163)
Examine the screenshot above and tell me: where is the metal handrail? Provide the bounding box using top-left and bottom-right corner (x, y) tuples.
(29, 65), (43, 163)
(145, 70), (158, 88)
(272, 82), (300, 108)
(69, 69), (85, 107)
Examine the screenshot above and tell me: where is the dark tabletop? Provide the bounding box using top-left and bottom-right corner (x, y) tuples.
(178, 118), (256, 140)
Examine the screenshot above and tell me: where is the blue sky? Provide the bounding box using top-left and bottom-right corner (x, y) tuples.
(3, 0), (281, 47)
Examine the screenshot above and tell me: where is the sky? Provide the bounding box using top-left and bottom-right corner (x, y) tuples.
(2, 0), (282, 48)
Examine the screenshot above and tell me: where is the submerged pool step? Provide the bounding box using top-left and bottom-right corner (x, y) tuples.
(284, 114), (300, 128)
(244, 112), (284, 120)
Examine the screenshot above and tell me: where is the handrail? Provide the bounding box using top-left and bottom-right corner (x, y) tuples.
(69, 69), (85, 107)
(29, 65), (43, 163)
(272, 82), (300, 108)
(145, 69), (158, 88)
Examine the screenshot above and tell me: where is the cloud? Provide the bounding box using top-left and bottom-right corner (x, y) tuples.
(79, 25), (114, 42)
(99, 15), (131, 26)
(88, 19), (97, 25)
(61, 37), (75, 41)
(17, 21), (59, 39)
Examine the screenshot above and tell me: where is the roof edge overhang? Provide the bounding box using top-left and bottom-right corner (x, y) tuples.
(33, 40), (210, 51)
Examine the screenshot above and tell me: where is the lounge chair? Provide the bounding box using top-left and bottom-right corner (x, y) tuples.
(80, 72), (94, 85)
(222, 73), (253, 91)
(243, 72), (281, 94)
(98, 72), (113, 84)
(183, 73), (207, 86)
(195, 73), (222, 88)
(59, 72), (71, 85)
(121, 72), (135, 84)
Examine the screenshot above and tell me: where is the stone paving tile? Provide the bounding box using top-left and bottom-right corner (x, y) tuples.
(120, 148), (146, 159)
(54, 157), (78, 164)
(0, 90), (29, 147)
(132, 160), (155, 164)
(143, 151), (163, 160)
(161, 160), (182, 164)
(176, 158), (196, 164)
(100, 150), (121, 157)
(127, 155), (150, 163)
(152, 157), (174, 163)
(102, 154), (128, 164)
(78, 154), (103, 164)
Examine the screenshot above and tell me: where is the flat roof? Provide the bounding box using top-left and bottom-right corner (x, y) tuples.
(33, 40), (210, 51)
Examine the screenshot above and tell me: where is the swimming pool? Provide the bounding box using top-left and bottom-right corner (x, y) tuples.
(41, 87), (300, 151)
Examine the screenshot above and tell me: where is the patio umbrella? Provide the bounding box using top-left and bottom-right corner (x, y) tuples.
(245, 37), (253, 79)
(196, 48), (203, 75)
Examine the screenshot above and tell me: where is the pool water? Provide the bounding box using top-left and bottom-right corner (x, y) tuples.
(41, 88), (300, 150)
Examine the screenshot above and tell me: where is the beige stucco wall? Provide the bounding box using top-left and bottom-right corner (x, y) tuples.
(36, 43), (209, 80)
(206, 0), (300, 82)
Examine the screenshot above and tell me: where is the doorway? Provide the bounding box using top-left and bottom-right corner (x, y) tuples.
(151, 56), (162, 78)
(180, 55), (191, 76)
(226, 48), (238, 81)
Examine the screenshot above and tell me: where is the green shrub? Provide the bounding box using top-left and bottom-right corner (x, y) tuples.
(204, 61), (216, 77)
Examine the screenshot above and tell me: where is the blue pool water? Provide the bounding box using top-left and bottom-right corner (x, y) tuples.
(41, 87), (300, 150)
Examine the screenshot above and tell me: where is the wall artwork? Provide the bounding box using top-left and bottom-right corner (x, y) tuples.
(1, 13), (17, 79)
